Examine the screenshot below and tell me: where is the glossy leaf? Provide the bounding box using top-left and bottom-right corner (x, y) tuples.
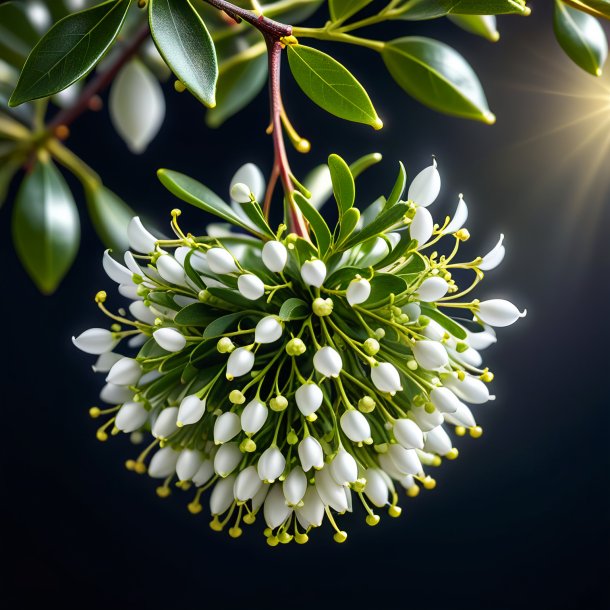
(382, 37), (494, 123)
(174, 303), (217, 326)
(85, 185), (134, 253)
(293, 191), (333, 256)
(279, 298), (310, 321)
(397, 0), (529, 19)
(202, 312), (245, 340)
(287, 44), (382, 129)
(349, 152), (383, 178)
(149, 0), (218, 107)
(364, 274), (408, 307)
(329, 0), (373, 22)
(385, 162), (407, 209)
(448, 15), (500, 41)
(420, 304), (468, 339)
(10, 0), (131, 106)
(12, 159), (80, 294)
(554, 0), (608, 76)
(343, 203), (408, 249)
(328, 154), (355, 216)
(569, 1), (610, 19)
(336, 207), (360, 246)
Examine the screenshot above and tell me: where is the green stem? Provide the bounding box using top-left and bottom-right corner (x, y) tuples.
(292, 27), (386, 52)
(46, 139), (100, 188)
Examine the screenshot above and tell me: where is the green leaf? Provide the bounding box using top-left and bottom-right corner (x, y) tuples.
(420, 303), (468, 340)
(325, 265), (361, 288)
(385, 162), (407, 209)
(157, 169), (265, 237)
(397, 0), (529, 19)
(12, 159), (80, 294)
(328, 153), (355, 216)
(286, 44), (382, 129)
(148, 290), (180, 310)
(554, 0), (608, 76)
(10, 0), (131, 106)
(237, 200), (276, 239)
(207, 286), (256, 309)
(363, 273), (408, 307)
(329, 0), (373, 22)
(576, 1), (610, 19)
(448, 15), (500, 41)
(375, 235), (416, 269)
(349, 152), (383, 179)
(343, 203), (408, 249)
(0, 155), (21, 208)
(336, 207), (360, 247)
(279, 297), (310, 321)
(202, 312), (245, 339)
(85, 184), (134, 252)
(382, 37), (494, 123)
(293, 191), (333, 256)
(207, 48), (267, 127)
(149, 0), (218, 107)
(0, 1), (40, 68)
(174, 302), (217, 326)
(398, 253), (427, 277)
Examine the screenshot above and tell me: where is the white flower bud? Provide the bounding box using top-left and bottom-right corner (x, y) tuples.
(378, 452), (404, 479)
(422, 319), (446, 341)
(106, 357), (141, 386)
(301, 259), (327, 287)
(226, 347), (255, 379)
(444, 402), (476, 428)
(410, 206), (433, 246)
(330, 449), (358, 485)
(479, 234), (505, 271)
(371, 362), (402, 394)
(206, 247), (238, 274)
(444, 194), (469, 234)
(119, 283), (139, 300)
(230, 163), (266, 203)
(115, 402), (148, 432)
(127, 217), (157, 254)
(177, 395), (206, 426)
(412, 340), (449, 370)
(254, 316), (283, 344)
(156, 254), (186, 285)
(393, 418), (424, 449)
(233, 465), (263, 502)
(241, 399), (268, 435)
(430, 386), (461, 413)
(443, 374), (492, 404)
(192, 459), (214, 487)
(72, 328), (118, 355)
(214, 442), (241, 477)
(92, 351), (123, 373)
(230, 182), (252, 203)
(214, 412), (241, 444)
(313, 346), (342, 378)
(257, 446), (286, 483)
(100, 383), (132, 404)
(315, 465), (349, 513)
(103, 250), (132, 284)
(152, 406), (178, 439)
(252, 481), (269, 511)
(407, 158), (441, 207)
(151, 326), (185, 352)
(456, 346), (483, 367)
(363, 468), (389, 508)
(264, 483), (293, 529)
(237, 274), (265, 300)
(148, 446), (179, 478)
(346, 277), (371, 306)
(296, 485), (325, 529)
(210, 475), (236, 515)
(176, 449), (204, 481)
(129, 301), (156, 325)
(262, 241), (287, 272)
(477, 299), (526, 327)
(410, 406), (444, 431)
(298, 436), (324, 472)
(340, 410), (371, 443)
(388, 444), (422, 475)
(295, 383), (324, 416)
(466, 326), (497, 350)
(283, 467), (307, 506)
(424, 425), (452, 456)
(417, 277), (449, 302)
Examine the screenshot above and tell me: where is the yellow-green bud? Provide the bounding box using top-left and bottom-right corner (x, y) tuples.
(217, 337), (235, 353)
(312, 297), (333, 317)
(358, 396), (376, 413)
(270, 395), (288, 412)
(374, 328), (385, 339)
(136, 284), (148, 296)
(240, 438), (256, 452)
(456, 342), (469, 353)
(286, 338), (306, 356)
(287, 429), (298, 445)
(363, 338), (380, 355)
(229, 390), (246, 404)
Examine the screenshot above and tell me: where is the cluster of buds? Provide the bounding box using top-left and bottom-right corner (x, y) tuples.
(74, 158), (525, 544)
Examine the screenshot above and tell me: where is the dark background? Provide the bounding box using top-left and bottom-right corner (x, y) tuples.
(2, 1), (609, 608)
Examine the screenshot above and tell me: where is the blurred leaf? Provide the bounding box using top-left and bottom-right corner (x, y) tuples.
(396, 0), (529, 19)
(86, 184), (134, 252)
(279, 297), (310, 321)
(0, 1), (40, 68)
(149, 0), (218, 107)
(12, 158), (80, 294)
(329, 0), (373, 22)
(207, 48), (267, 128)
(287, 44), (382, 129)
(448, 14), (500, 41)
(267, 0), (325, 22)
(293, 191), (333, 256)
(382, 37), (494, 123)
(0, 154), (21, 208)
(10, 0), (131, 106)
(571, 1), (610, 19)
(328, 153), (355, 216)
(554, 0), (608, 75)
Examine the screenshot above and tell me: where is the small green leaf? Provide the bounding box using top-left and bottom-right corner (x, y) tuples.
(293, 191), (333, 256)
(287, 44), (382, 129)
(448, 15), (500, 41)
(336, 207), (360, 247)
(202, 312), (245, 338)
(363, 274), (408, 307)
(207, 287), (256, 309)
(349, 152), (383, 179)
(12, 159), (80, 294)
(385, 161), (407, 209)
(554, 0), (608, 76)
(328, 153), (355, 216)
(0, 155), (22, 208)
(398, 253), (427, 277)
(10, 0), (131, 106)
(174, 303), (217, 326)
(149, 0), (218, 107)
(375, 235), (416, 269)
(148, 291), (180, 310)
(397, 0), (529, 19)
(329, 0), (373, 22)
(420, 303), (468, 340)
(279, 297), (310, 321)
(382, 37), (494, 123)
(85, 184), (134, 252)
(237, 200), (276, 239)
(343, 203), (408, 249)
(325, 266), (362, 288)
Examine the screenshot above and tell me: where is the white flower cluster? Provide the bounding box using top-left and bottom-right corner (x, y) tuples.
(74, 159), (525, 545)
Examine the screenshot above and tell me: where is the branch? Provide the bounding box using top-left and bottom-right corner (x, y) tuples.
(561, 0), (610, 20)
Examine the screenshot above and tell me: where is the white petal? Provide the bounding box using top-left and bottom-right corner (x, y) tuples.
(424, 425), (452, 456)
(240, 399), (268, 435)
(127, 217), (157, 254)
(479, 234), (505, 271)
(103, 250), (132, 284)
(233, 465), (263, 502)
(410, 206), (433, 246)
(177, 395), (206, 426)
(214, 412), (241, 444)
(176, 449), (204, 481)
(298, 436), (324, 472)
(237, 274), (265, 300)
(129, 301), (156, 324)
(100, 383), (133, 404)
(148, 447), (179, 478)
(417, 277), (449, 302)
(72, 328), (118, 355)
(226, 347), (255, 379)
(444, 195), (468, 234)
(330, 450), (358, 485)
(283, 467), (308, 506)
(92, 352), (123, 373)
(313, 346), (342, 378)
(106, 357), (141, 386)
(213, 443), (241, 477)
(363, 468), (389, 508)
(257, 446), (286, 483)
(412, 340), (449, 370)
(388, 444), (422, 475)
(301, 259), (327, 288)
(408, 160), (441, 207)
(296, 485), (325, 528)
(210, 475), (236, 514)
(393, 419), (424, 449)
(346, 278), (371, 306)
(295, 383), (324, 416)
(153, 328), (186, 352)
(262, 241), (287, 273)
(156, 254), (186, 286)
(230, 163), (266, 203)
(264, 483), (293, 529)
(315, 465), (348, 513)
(477, 299), (526, 327)
(115, 402), (148, 432)
(152, 406), (178, 439)
(371, 362), (402, 394)
(340, 410), (371, 443)
(254, 316), (283, 344)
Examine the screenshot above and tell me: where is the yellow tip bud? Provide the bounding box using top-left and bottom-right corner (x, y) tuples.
(388, 505), (402, 518)
(188, 502), (202, 514)
(95, 291), (107, 304)
(333, 530), (348, 543)
(366, 514), (380, 526)
(243, 513), (256, 525)
(455, 426), (466, 436)
(210, 517), (223, 532)
(156, 486), (171, 498)
(96, 430), (108, 442)
(134, 462), (147, 474)
(266, 535), (280, 547)
(407, 485), (420, 498)
(125, 459), (136, 471)
(423, 476), (437, 490)
(174, 80), (186, 93)
(446, 448), (459, 460)
(89, 407), (101, 418)
(372, 117), (383, 130)
(229, 526), (243, 538)
(297, 139), (311, 153)
(470, 426), (483, 438)
(295, 532), (309, 544)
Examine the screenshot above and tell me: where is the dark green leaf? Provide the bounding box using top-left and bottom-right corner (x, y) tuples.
(385, 161), (407, 209)
(375, 235), (416, 269)
(329, 0), (373, 22)
(85, 184), (134, 252)
(148, 291), (180, 310)
(138, 336), (169, 360)
(293, 191), (333, 256)
(0, 1), (40, 68)
(336, 207), (360, 246)
(448, 15), (500, 41)
(207, 286), (255, 309)
(202, 311), (245, 339)
(10, 0), (131, 106)
(328, 153), (355, 215)
(237, 200), (275, 238)
(12, 159), (80, 293)
(420, 303), (468, 339)
(325, 265), (361, 288)
(398, 253), (427, 276)
(554, 0), (607, 76)
(287, 43), (382, 129)
(174, 302), (217, 326)
(397, 0), (529, 19)
(0, 154), (21, 208)
(383, 37), (494, 123)
(343, 203), (408, 249)
(279, 297), (310, 321)
(363, 273), (408, 307)
(149, 0), (218, 107)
